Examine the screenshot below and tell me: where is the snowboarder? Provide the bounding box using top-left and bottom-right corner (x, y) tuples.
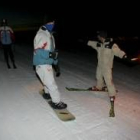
(0, 18), (17, 69)
(33, 17), (67, 109)
(87, 30), (134, 117)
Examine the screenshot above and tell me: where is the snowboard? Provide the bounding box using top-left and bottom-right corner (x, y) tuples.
(66, 87), (118, 92)
(39, 89), (75, 122)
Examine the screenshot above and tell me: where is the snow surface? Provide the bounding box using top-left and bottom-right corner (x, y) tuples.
(0, 43), (140, 140)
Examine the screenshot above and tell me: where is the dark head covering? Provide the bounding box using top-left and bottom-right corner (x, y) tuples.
(43, 15), (55, 24)
(97, 30), (107, 38)
(1, 18), (8, 26)
(41, 15), (55, 31)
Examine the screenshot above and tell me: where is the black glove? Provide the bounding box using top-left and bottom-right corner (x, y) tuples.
(52, 64), (61, 77)
(122, 55), (132, 63)
(122, 54), (139, 66)
(49, 51), (58, 60)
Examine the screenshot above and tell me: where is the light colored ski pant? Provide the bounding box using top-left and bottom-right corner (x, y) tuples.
(36, 65), (61, 103)
(96, 66), (116, 96)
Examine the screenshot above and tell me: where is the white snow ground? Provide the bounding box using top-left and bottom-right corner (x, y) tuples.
(0, 43), (140, 140)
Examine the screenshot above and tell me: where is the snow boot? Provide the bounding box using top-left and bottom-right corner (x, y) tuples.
(42, 93), (51, 100)
(88, 86), (107, 91)
(7, 63), (11, 69)
(49, 101), (67, 109)
(13, 63), (17, 69)
(109, 96), (115, 117)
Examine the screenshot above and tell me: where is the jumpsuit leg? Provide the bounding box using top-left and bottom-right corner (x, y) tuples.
(103, 69), (116, 117)
(44, 86), (49, 93)
(103, 69), (116, 97)
(36, 65), (61, 103)
(96, 66), (106, 89)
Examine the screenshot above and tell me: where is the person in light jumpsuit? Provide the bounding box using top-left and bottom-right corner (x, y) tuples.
(87, 31), (127, 117)
(33, 20), (67, 109)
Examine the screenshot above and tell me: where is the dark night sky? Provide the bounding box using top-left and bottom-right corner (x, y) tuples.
(0, 2), (140, 47)
(0, 2), (140, 57)
(1, 2), (140, 37)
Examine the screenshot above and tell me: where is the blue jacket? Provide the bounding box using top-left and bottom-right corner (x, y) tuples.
(33, 49), (58, 65)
